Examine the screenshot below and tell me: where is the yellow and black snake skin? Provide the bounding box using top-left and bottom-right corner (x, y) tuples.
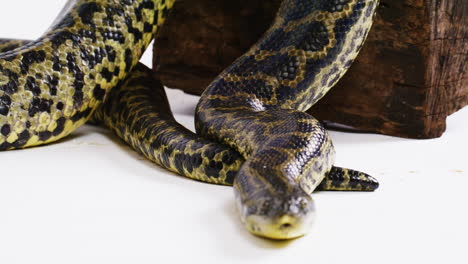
(0, 0), (379, 240)
(0, 0), (174, 150)
(196, 0), (379, 238)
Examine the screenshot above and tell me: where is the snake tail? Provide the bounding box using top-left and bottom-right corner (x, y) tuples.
(318, 166), (379, 191)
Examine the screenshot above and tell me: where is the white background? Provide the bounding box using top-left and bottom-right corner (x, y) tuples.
(1, 1), (467, 263)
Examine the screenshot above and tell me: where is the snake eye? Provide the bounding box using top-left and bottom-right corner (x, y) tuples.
(259, 200), (271, 215)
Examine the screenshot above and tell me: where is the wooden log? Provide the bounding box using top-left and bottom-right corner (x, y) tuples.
(152, 0), (467, 139)
(152, 0), (281, 93)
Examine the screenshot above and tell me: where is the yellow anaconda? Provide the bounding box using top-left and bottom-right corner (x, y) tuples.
(0, 0), (379, 240)
(195, 0), (379, 238)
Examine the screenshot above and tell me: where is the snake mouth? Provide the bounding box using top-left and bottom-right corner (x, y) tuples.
(244, 212), (316, 240)
(236, 194), (317, 240)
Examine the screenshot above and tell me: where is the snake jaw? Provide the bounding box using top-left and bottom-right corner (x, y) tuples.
(235, 187), (316, 240)
(244, 210), (316, 240)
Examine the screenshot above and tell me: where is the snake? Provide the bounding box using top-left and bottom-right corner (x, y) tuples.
(0, 0), (379, 240)
(196, 0), (379, 239)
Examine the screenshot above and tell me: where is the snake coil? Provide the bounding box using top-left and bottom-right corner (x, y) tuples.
(0, 0), (379, 240)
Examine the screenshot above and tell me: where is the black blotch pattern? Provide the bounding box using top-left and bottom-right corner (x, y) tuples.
(122, 0), (136, 5)
(52, 117), (66, 136)
(25, 76), (41, 96)
(173, 153), (187, 175)
(222, 152), (239, 165)
(38, 131), (52, 141)
(124, 17), (143, 43)
(28, 98), (52, 117)
(143, 22), (153, 33)
(100, 67), (114, 82)
(70, 108), (92, 122)
(226, 171), (237, 184)
(103, 6), (124, 27)
(65, 53), (85, 107)
(205, 160), (223, 178)
(12, 130), (30, 148)
(0, 68), (20, 94)
(52, 55), (62, 72)
(0, 95), (12, 116)
(105, 45), (116, 62)
(56, 102), (64, 111)
(20, 50), (46, 74)
(100, 29), (125, 43)
(113, 66), (120, 76)
(328, 166), (345, 188)
(77, 2), (102, 25)
(133, 1), (152, 21)
(49, 30), (81, 48)
(46, 75), (59, 96)
(297, 22), (330, 52)
(93, 84), (106, 101)
(190, 153), (203, 168)
(124, 49), (133, 72)
(160, 150), (171, 167)
(1, 124), (10, 136)
(66, 53), (78, 72)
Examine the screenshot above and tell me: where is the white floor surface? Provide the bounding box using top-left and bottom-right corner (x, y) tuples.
(1, 1), (467, 263)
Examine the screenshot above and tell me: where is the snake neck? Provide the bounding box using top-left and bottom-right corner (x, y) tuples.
(0, 0), (175, 150)
(195, 104), (334, 239)
(196, 104), (335, 194)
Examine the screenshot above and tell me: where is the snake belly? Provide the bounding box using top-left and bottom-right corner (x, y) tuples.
(196, 0), (379, 239)
(0, 0), (174, 150)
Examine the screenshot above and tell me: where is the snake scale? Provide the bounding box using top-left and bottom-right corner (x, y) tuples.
(0, 0), (379, 239)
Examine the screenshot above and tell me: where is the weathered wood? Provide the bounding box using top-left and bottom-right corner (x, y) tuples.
(152, 0), (281, 92)
(311, 0), (468, 138)
(152, 0), (467, 139)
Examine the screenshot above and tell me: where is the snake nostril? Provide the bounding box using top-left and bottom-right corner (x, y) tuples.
(280, 223), (292, 229)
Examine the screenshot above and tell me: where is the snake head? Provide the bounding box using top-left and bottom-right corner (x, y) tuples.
(234, 185), (316, 240)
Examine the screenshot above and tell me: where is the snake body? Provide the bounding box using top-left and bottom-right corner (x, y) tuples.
(0, 0), (174, 150)
(0, 0), (379, 240)
(196, 0), (379, 238)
